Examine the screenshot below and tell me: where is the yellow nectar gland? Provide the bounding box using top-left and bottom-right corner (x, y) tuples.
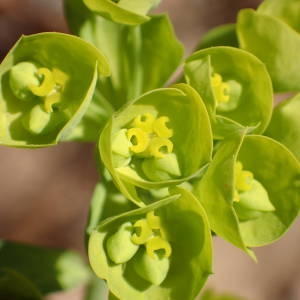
(211, 73), (230, 104)
(131, 211), (172, 259)
(234, 161), (254, 202)
(127, 113), (174, 159)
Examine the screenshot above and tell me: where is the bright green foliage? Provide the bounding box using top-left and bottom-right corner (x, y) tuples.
(64, 1), (184, 141)
(193, 132), (300, 256)
(0, 241), (91, 294)
(0, 32), (109, 147)
(185, 46), (273, 139)
(196, 24), (238, 50)
(88, 188), (212, 300)
(99, 84), (212, 205)
(265, 93), (300, 162)
(83, 0), (160, 25)
(237, 0), (300, 92)
(2, 1), (300, 299)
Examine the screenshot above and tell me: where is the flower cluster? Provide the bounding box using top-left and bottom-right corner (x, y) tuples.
(1, 0), (300, 299)
(106, 211), (171, 285)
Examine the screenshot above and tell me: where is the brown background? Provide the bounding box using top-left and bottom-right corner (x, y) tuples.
(0, 1), (299, 300)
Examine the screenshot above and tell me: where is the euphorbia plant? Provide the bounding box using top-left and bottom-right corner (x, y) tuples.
(1, 0), (300, 299)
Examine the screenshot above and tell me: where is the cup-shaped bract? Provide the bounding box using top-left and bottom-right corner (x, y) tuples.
(193, 132), (300, 256)
(0, 32), (109, 147)
(237, 0), (300, 92)
(88, 188), (212, 300)
(99, 84), (213, 205)
(83, 0), (160, 25)
(265, 93), (300, 162)
(184, 46), (273, 139)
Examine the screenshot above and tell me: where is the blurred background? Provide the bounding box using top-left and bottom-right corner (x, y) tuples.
(0, 1), (299, 299)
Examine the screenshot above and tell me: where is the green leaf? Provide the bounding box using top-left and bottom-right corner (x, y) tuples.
(258, 0), (300, 33)
(237, 7), (300, 92)
(0, 32), (110, 147)
(0, 269), (42, 300)
(99, 84), (212, 205)
(83, 0), (160, 25)
(193, 132), (300, 253)
(237, 135), (300, 247)
(0, 241), (91, 294)
(185, 46), (273, 138)
(196, 24), (238, 50)
(192, 130), (254, 257)
(88, 188), (212, 300)
(70, 12), (184, 108)
(265, 93), (300, 162)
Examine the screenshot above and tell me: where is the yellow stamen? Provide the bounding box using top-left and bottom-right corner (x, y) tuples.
(127, 128), (149, 153)
(133, 113), (155, 133)
(153, 116), (173, 139)
(29, 68), (55, 97)
(146, 237), (172, 259)
(149, 137), (173, 158)
(131, 219), (152, 245)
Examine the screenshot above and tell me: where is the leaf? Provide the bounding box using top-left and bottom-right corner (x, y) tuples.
(0, 241), (91, 294)
(0, 32), (110, 147)
(192, 130), (254, 258)
(0, 269), (42, 300)
(185, 46), (273, 138)
(265, 92), (300, 162)
(237, 7), (300, 92)
(69, 12), (184, 108)
(193, 132), (300, 253)
(195, 23), (238, 50)
(88, 188), (212, 300)
(83, 0), (160, 25)
(237, 135), (300, 246)
(86, 180), (137, 237)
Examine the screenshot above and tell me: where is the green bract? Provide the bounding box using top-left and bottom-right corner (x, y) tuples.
(0, 32), (109, 147)
(265, 93), (300, 162)
(237, 0), (300, 92)
(184, 47), (273, 139)
(193, 132), (300, 256)
(88, 188), (212, 300)
(196, 24), (238, 50)
(99, 84), (212, 205)
(83, 0), (160, 25)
